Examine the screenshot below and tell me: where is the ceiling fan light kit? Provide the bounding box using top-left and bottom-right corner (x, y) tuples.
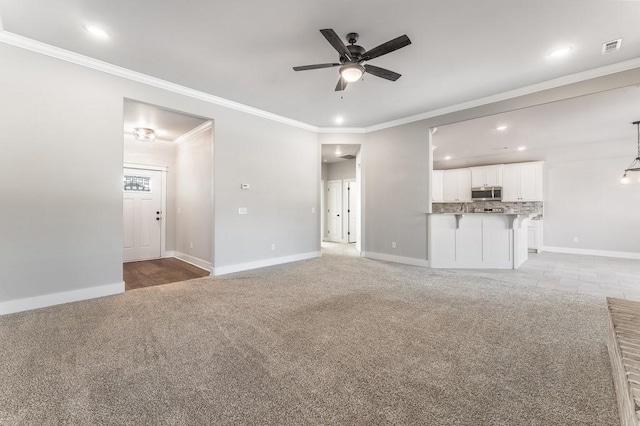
(293, 29), (411, 91)
(340, 64), (364, 82)
(620, 120), (640, 184)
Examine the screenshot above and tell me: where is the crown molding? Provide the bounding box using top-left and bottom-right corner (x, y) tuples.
(173, 120), (213, 145)
(317, 127), (366, 134)
(364, 56), (640, 133)
(0, 30), (319, 133)
(3, 29), (640, 136)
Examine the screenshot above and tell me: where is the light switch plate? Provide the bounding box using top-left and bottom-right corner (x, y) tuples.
(241, 183), (250, 190)
(238, 207), (248, 215)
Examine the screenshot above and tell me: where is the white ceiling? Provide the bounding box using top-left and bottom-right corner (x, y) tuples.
(123, 99), (208, 141)
(322, 144), (361, 163)
(432, 85), (640, 167)
(2, 1), (640, 128)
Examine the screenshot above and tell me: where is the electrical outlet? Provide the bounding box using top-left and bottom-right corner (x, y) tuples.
(271, 243), (276, 251)
(190, 242), (194, 249)
(177, 208), (181, 214)
(312, 207), (316, 213)
(392, 242), (397, 249)
(573, 237), (579, 243)
(238, 207), (248, 215)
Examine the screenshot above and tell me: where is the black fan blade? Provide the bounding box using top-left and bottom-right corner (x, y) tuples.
(335, 77), (348, 91)
(364, 64), (401, 81)
(320, 29), (352, 61)
(363, 34), (411, 61)
(293, 63), (341, 71)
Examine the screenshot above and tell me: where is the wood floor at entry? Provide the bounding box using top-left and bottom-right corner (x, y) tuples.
(123, 258), (209, 291)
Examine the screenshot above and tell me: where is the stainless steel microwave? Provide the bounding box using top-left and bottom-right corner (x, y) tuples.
(471, 187), (502, 201)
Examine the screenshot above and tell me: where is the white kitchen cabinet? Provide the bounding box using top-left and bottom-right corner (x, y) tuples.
(502, 162), (544, 201)
(470, 165), (503, 187)
(443, 169), (471, 202)
(527, 219), (543, 253)
(432, 170), (444, 202)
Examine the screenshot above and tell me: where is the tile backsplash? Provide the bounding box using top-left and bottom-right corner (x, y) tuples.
(433, 201), (543, 218)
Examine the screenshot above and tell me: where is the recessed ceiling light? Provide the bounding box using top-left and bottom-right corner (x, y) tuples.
(155, 129), (168, 137)
(548, 46), (573, 58)
(84, 25), (109, 39)
(517, 146), (526, 151)
(496, 125), (508, 131)
(444, 156), (452, 160)
(334, 116), (344, 125)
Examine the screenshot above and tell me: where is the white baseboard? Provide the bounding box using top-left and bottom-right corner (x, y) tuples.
(543, 246), (640, 260)
(0, 281), (124, 316)
(362, 251), (429, 268)
(213, 251), (321, 276)
(170, 251), (212, 273)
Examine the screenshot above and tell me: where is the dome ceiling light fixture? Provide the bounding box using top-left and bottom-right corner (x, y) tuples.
(620, 120), (640, 184)
(293, 29), (412, 92)
(133, 127), (156, 142)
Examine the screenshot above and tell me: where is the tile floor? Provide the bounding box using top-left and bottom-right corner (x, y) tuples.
(452, 251), (640, 301)
(322, 242), (640, 301)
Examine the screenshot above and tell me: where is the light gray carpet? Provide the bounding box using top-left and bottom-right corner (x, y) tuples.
(0, 253), (618, 425)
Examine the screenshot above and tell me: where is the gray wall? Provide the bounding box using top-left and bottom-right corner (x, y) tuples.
(175, 127), (213, 263)
(326, 160), (356, 181)
(123, 135), (177, 252)
(0, 42), (318, 303)
(363, 121), (431, 259)
(543, 140), (640, 253)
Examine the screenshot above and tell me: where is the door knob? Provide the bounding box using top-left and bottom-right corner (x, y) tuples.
(156, 211), (161, 214)
(156, 217), (160, 221)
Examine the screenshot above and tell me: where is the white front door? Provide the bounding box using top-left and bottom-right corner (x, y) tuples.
(326, 180), (342, 242)
(123, 168), (163, 262)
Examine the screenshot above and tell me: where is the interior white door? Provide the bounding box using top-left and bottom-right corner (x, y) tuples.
(326, 180), (342, 242)
(123, 168), (162, 262)
(347, 180), (358, 243)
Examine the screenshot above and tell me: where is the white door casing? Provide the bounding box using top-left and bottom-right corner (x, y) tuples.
(326, 180), (342, 242)
(123, 167), (164, 262)
(346, 180), (358, 243)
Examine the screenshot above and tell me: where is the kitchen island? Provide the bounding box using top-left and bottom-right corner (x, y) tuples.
(428, 213), (532, 269)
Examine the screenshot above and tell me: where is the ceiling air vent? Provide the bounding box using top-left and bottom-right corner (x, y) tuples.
(340, 154), (356, 160)
(602, 39), (622, 54)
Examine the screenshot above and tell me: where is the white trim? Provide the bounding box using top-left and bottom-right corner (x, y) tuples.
(213, 251), (321, 276)
(542, 246), (640, 260)
(3, 30), (640, 135)
(172, 251), (212, 273)
(318, 127), (366, 134)
(123, 162), (168, 172)
(362, 251), (429, 268)
(365, 57), (640, 133)
(0, 282), (124, 316)
(173, 120), (213, 145)
(0, 31), (318, 133)
(161, 171), (167, 258)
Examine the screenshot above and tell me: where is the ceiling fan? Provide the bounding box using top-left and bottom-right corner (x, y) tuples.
(293, 29), (411, 91)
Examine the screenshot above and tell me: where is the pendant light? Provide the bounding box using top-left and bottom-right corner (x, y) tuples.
(621, 121), (640, 184)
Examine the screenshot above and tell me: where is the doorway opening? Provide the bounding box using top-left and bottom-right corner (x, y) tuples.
(320, 143), (362, 257)
(122, 99), (214, 290)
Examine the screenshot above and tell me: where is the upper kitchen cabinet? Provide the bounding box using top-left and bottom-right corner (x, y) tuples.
(432, 170), (444, 202)
(502, 161), (544, 201)
(443, 169), (472, 202)
(470, 165), (503, 188)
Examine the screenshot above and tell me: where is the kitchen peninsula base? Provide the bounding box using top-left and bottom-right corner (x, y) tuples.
(428, 213), (531, 269)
